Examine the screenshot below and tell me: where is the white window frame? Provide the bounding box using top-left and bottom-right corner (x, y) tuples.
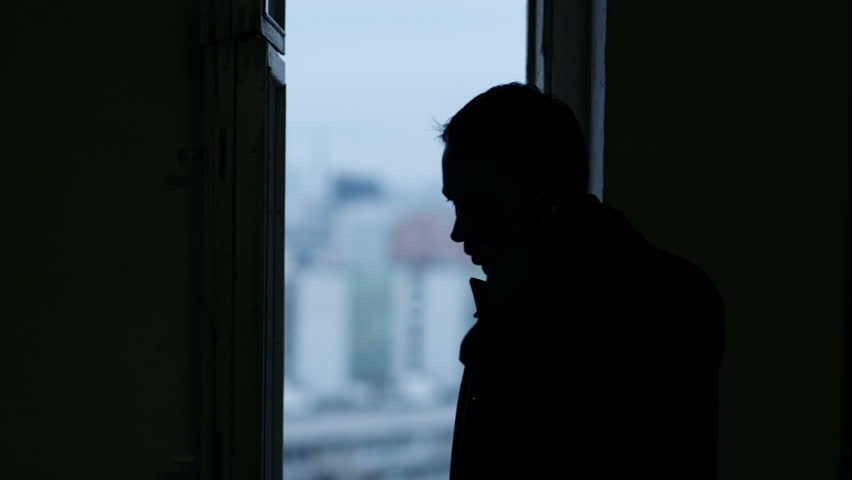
(528, 0), (606, 199)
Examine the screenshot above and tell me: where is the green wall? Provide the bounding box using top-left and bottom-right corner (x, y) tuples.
(604, 1), (848, 478)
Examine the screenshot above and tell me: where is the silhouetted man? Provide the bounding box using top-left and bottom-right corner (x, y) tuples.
(441, 83), (725, 479)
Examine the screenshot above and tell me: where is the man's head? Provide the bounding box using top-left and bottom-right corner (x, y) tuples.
(440, 82), (588, 274)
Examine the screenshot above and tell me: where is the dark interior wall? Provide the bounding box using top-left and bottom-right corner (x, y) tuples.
(603, 1), (848, 479)
(2, 1), (204, 477)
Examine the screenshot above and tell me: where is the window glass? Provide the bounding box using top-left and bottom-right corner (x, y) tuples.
(284, 2), (525, 478)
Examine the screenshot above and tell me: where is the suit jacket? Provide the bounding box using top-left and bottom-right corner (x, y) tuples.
(449, 196), (725, 479)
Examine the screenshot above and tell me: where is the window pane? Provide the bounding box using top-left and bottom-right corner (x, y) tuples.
(266, 0), (285, 28)
(284, 2), (525, 478)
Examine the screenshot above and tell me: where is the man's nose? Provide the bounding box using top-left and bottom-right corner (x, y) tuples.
(450, 215), (464, 243)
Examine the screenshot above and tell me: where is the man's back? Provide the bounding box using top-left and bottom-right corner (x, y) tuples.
(449, 197), (725, 478)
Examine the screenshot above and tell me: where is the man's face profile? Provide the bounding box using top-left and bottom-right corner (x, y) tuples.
(441, 142), (529, 275)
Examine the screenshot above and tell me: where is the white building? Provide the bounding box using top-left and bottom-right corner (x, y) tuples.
(389, 263), (473, 401)
(291, 266), (350, 397)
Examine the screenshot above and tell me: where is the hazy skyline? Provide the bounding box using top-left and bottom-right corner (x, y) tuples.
(285, 0), (526, 197)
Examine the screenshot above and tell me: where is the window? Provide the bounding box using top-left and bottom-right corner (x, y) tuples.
(282, 1), (526, 478)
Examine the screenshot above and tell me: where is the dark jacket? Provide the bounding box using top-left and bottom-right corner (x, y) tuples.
(449, 195), (726, 479)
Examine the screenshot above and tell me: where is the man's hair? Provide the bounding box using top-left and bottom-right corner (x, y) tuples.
(440, 82), (589, 200)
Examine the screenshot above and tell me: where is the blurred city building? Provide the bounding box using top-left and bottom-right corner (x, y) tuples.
(283, 174), (478, 479)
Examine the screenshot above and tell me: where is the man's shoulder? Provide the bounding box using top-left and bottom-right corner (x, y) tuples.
(637, 246), (726, 364)
(642, 247), (722, 308)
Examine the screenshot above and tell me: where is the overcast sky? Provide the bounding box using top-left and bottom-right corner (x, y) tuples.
(285, 0), (526, 198)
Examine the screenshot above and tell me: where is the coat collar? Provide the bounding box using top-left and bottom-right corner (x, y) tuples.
(458, 198), (650, 366)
